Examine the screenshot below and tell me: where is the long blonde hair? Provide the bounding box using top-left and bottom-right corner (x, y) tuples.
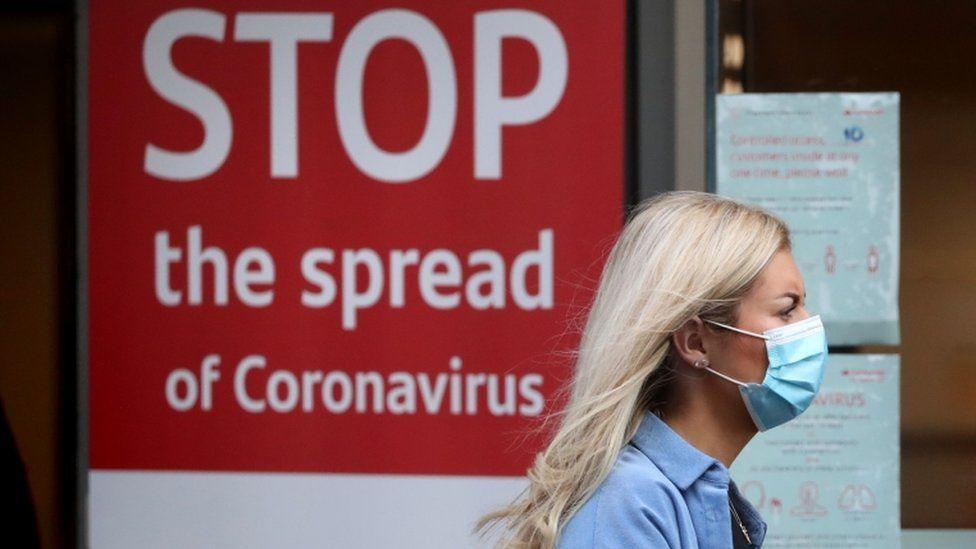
(472, 190), (791, 548)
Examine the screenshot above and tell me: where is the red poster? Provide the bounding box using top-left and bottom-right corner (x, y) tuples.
(87, 0), (624, 477)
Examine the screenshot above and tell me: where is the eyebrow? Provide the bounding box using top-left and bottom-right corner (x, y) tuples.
(780, 291), (806, 303)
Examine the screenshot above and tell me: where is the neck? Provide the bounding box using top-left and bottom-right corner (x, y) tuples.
(658, 378), (757, 468)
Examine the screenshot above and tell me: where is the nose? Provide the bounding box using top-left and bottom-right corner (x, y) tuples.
(797, 305), (811, 320)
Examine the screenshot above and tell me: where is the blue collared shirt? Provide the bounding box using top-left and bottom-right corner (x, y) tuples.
(557, 411), (767, 548)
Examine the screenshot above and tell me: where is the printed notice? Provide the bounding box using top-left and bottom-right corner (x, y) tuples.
(717, 93), (900, 345)
(731, 354), (900, 549)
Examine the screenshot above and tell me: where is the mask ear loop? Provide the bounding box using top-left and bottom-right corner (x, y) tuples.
(702, 364), (750, 388)
(698, 318), (769, 387)
(702, 318), (771, 340)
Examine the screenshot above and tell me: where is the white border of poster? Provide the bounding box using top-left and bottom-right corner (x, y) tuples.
(89, 471), (527, 548)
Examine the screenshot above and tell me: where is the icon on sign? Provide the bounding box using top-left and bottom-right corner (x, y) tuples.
(867, 245), (879, 273)
(790, 481), (828, 518)
(844, 126), (864, 142)
(824, 245), (837, 274)
(838, 484), (877, 512)
(741, 480), (766, 509)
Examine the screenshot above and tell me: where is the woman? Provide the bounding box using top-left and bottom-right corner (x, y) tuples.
(473, 190), (828, 548)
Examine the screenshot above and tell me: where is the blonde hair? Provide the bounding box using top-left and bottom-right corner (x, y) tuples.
(472, 190), (791, 548)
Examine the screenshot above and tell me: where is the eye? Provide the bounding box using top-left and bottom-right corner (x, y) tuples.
(780, 306), (796, 319)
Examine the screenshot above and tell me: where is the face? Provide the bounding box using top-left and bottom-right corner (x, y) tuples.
(703, 247), (810, 385)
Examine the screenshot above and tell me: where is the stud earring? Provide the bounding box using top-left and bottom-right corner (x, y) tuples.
(693, 358), (709, 369)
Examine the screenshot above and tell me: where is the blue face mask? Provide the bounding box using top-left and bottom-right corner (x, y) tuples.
(699, 314), (828, 431)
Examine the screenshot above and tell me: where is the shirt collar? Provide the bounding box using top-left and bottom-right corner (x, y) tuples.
(629, 410), (729, 491)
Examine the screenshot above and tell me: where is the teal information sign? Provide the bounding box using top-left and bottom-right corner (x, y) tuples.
(716, 93), (900, 345)
(731, 354), (900, 548)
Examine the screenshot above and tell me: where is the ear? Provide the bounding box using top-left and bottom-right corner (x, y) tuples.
(670, 316), (709, 369)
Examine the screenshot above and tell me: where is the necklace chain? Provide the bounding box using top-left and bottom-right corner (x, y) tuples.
(729, 494), (753, 545)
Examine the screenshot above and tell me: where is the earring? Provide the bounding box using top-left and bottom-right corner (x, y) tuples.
(693, 358), (709, 369)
